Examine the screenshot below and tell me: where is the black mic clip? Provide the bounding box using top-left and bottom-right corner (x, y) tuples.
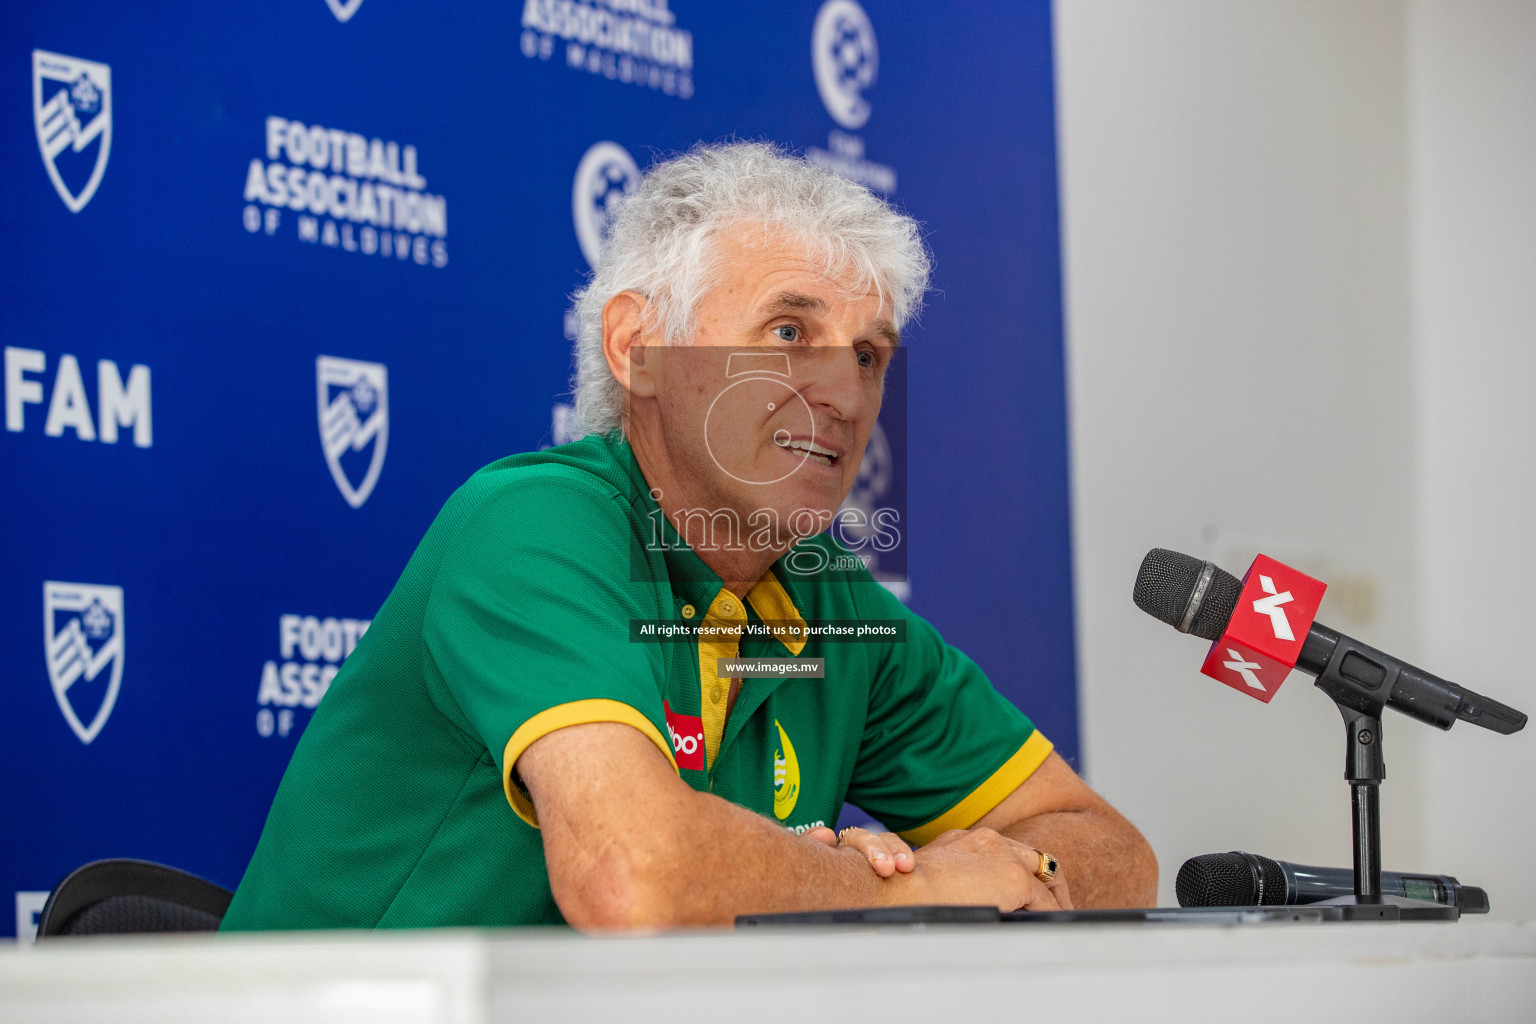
(1301, 624), (1526, 734)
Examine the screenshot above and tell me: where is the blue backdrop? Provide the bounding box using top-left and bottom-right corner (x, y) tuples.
(1, 0), (1074, 939)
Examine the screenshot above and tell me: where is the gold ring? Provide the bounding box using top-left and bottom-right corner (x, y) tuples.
(837, 826), (858, 844)
(1034, 850), (1059, 883)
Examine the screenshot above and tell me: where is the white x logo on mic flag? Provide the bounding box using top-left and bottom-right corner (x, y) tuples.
(1252, 574), (1295, 641)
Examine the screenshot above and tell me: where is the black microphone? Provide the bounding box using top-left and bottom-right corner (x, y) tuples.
(1177, 851), (1489, 913)
(1133, 548), (1527, 734)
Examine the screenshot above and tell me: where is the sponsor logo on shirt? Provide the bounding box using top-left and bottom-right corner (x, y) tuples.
(772, 719), (800, 820)
(664, 699), (704, 771)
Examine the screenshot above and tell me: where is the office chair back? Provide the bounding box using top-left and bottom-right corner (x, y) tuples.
(36, 858), (233, 939)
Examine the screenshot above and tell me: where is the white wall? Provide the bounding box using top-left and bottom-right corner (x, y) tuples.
(1409, 0), (1536, 921)
(1057, 0), (1536, 916)
(1054, 1), (1423, 906)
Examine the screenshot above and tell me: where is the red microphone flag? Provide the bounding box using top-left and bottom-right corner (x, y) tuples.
(1201, 554), (1327, 702)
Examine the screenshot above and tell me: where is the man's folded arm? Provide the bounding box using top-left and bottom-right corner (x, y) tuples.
(519, 721), (889, 928)
(972, 751), (1159, 908)
(517, 720), (1061, 929)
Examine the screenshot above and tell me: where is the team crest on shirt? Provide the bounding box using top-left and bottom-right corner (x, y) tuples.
(316, 355), (388, 508)
(772, 719), (801, 820)
(32, 50), (113, 213)
(44, 581), (124, 744)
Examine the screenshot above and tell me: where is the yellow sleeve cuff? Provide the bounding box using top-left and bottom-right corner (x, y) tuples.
(501, 698), (679, 828)
(897, 730), (1055, 846)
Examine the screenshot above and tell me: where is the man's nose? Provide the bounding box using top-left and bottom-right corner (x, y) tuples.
(794, 347), (873, 424)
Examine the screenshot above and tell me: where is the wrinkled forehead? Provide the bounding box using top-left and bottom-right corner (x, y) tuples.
(698, 221), (898, 336)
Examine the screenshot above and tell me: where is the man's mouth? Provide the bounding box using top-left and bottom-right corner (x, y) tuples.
(774, 436), (840, 468)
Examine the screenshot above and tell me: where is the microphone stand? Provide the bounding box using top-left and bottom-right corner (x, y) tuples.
(1313, 693), (1458, 921)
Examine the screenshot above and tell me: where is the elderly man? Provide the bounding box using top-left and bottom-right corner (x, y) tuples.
(222, 143), (1156, 930)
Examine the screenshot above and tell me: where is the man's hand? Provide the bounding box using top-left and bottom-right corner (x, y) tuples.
(809, 753), (1148, 911)
(803, 825), (914, 879)
(915, 828), (1073, 911)
(807, 823), (1070, 910)
(854, 827), (1072, 912)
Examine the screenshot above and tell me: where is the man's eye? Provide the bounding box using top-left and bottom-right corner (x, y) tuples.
(857, 349), (876, 368)
(773, 325), (800, 343)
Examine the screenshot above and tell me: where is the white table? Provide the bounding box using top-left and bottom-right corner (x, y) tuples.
(3, 919), (1534, 1023)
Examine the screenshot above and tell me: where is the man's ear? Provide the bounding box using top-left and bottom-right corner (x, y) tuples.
(602, 291), (658, 399)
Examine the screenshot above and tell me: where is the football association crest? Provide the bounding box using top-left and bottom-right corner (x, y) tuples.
(325, 0), (365, 22)
(33, 50), (112, 213)
(44, 582), (124, 744)
(317, 356), (388, 508)
(572, 141), (640, 268)
(812, 0), (878, 130)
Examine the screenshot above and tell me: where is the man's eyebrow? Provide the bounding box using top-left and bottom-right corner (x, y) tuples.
(760, 292), (901, 344)
(760, 292), (828, 316)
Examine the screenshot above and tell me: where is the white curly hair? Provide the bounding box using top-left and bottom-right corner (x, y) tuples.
(568, 141), (931, 438)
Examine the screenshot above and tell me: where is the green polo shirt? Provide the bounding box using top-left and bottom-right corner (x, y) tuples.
(222, 432), (1051, 929)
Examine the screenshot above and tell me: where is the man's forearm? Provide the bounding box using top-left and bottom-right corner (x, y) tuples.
(998, 808), (1158, 908)
(525, 724), (1112, 928)
(551, 785), (1066, 928)
(641, 789), (895, 925)
(540, 772), (906, 928)
(528, 723), (936, 928)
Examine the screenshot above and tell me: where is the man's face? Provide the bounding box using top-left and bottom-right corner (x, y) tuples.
(634, 225), (896, 553)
